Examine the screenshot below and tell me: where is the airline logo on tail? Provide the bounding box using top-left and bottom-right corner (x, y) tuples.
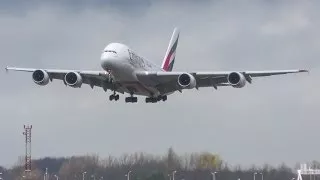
(162, 28), (180, 72)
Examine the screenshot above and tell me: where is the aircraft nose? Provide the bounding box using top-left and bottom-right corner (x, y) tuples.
(100, 52), (118, 70)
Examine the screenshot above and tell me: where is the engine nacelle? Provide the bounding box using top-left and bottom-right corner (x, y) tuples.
(32, 69), (49, 86)
(64, 72), (83, 88)
(177, 73), (196, 89)
(227, 72), (246, 88)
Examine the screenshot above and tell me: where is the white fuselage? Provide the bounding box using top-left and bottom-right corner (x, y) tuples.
(100, 43), (163, 96)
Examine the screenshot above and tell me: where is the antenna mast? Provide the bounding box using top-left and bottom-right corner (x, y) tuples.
(23, 125), (32, 172)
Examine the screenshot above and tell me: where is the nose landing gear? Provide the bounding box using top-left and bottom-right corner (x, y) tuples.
(105, 70), (119, 101)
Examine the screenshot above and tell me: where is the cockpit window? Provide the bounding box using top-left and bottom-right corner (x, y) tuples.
(104, 50), (117, 54)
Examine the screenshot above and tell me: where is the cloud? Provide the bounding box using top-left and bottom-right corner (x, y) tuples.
(0, 0), (318, 168)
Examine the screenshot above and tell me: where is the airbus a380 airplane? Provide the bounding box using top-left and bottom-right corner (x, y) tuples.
(6, 28), (308, 103)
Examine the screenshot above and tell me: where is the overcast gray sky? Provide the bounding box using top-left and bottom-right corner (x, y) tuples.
(0, 0), (318, 168)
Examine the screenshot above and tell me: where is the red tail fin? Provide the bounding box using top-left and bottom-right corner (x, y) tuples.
(161, 28), (180, 72)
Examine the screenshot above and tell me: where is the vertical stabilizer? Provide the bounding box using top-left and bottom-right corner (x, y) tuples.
(161, 28), (180, 71)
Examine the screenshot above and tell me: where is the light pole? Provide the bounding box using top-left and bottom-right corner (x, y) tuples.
(125, 171), (132, 180)
(211, 172), (218, 180)
(91, 175), (96, 180)
(168, 174), (171, 180)
(44, 168), (48, 180)
(172, 171), (177, 180)
(82, 172), (87, 180)
(260, 173), (263, 180)
(254, 172), (257, 180)
(0, 172), (2, 180)
(54, 174), (59, 180)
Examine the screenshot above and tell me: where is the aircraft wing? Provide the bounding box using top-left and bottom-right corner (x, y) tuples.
(136, 69), (308, 94)
(5, 67), (117, 92)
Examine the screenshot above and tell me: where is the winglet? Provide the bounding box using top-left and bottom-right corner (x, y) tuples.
(299, 69), (309, 73)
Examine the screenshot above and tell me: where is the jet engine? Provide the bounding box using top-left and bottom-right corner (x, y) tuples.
(177, 73), (196, 89)
(32, 69), (49, 86)
(64, 72), (83, 88)
(227, 72), (246, 88)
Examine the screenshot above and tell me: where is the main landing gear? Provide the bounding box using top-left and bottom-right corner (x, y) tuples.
(125, 92), (138, 103)
(145, 95), (167, 103)
(108, 91), (167, 103)
(109, 91), (119, 101)
(125, 96), (138, 103)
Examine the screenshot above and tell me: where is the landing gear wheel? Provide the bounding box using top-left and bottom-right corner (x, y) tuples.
(152, 98), (157, 103)
(132, 97), (137, 102)
(109, 95), (114, 101)
(109, 94), (119, 101)
(125, 97), (138, 103)
(125, 92), (137, 103)
(162, 95), (167, 101)
(145, 97), (161, 103)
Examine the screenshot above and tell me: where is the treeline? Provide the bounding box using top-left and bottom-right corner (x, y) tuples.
(0, 148), (318, 180)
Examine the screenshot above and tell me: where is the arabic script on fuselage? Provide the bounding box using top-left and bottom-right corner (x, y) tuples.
(128, 49), (152, 70)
